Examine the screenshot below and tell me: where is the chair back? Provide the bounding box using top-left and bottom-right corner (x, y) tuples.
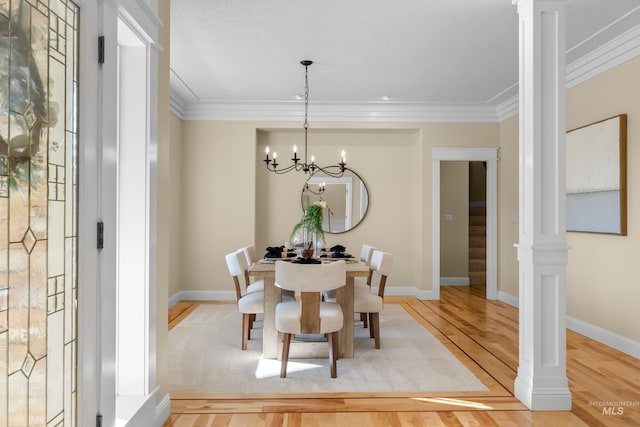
(240, 245), (258, 264)
(359, 244), (377, 265)
(360, 244), (377, 286)
(275, 260), (346, 292)
(239, 246), (257, 289)
(225, 250), (246, 300)
(276, 260), (346, 335)
(371, 250), (393, 298)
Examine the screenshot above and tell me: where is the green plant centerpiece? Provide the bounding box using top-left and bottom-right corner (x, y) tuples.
(290, 201), (326, 257)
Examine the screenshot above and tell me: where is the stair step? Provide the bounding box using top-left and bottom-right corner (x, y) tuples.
(469, 215), (486, 226)
(469, 236), (486, 248)
(469, 206), (486, 216)
(469, 225), (486, 236)
(469, 259), (486, 271)
(469, 247), (486, 259)
(469, 271), (486, 285)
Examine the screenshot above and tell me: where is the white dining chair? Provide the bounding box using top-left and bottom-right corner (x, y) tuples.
(357, 244), (377, 289)
(275, 260), (346, 378)
(225, 250), (265, 350)
(354, 250), (393, 349)
(240, 245), (296, 299)
(240, 245), (265, 293)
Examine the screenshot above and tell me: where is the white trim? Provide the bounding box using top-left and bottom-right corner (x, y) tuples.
(170, 287), (438, 305)
(498, 290), (640, 363)
(566, 316), (640, 360)
(115, 391), (156, 427)
(432, 147), (500, 161)
(178, 100), (500, 123)
(440, 277), (470, 286)
(566, 24), (640, 90)
(432, 147), (499, 301)
(496, 95), (519, 122)
(76, 0), (101, 425)
(155, 393), (171, 427)
(498, 291), (519, 308)
(170, 290), (237, 303)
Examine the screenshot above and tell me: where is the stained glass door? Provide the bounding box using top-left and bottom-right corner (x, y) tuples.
(0, 0), (79, 425)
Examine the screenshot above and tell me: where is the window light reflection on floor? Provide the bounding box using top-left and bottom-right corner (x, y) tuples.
(411, 397), (494, 410)
(254, 357), (324, 379)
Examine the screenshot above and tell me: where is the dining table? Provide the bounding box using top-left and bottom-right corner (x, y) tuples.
(248, 258), (369, 359)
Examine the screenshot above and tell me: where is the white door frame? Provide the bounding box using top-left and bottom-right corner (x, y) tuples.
(432, 147), (498, 300)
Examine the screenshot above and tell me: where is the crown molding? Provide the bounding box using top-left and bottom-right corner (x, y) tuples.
(495, 95), (519, 122)
(177, 100), (500, 123)
(566, 24), (640, 89)
(169, 95), (187, 118)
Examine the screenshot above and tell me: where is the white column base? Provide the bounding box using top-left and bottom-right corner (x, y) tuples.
(515, 371), (572, 410)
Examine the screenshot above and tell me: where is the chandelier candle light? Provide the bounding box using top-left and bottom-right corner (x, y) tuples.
(263, 60), (348, 177)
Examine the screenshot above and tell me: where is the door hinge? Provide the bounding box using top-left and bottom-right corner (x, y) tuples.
(96, 414), (103, 427)
(98, 36), (105, 64)
(97, 222), (104, 250)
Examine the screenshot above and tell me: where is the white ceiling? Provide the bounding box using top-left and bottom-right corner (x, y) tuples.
(169, 0), (640, 121)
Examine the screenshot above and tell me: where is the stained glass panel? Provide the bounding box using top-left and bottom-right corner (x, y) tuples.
(0, 0), (79, 425)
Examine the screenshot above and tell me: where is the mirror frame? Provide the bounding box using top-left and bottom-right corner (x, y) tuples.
(300, 167), (369, 234)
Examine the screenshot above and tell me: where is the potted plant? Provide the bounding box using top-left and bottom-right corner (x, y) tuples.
(290, 201), (326, 258)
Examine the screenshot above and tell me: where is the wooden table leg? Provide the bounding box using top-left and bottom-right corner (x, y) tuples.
(262, 275), (280, 359)
(337, 277), (354, 358)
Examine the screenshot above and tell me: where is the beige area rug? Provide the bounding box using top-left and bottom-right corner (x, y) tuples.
(168, 303), (488, 394)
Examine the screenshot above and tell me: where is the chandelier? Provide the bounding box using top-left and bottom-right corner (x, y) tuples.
(263, 60), (347, 177)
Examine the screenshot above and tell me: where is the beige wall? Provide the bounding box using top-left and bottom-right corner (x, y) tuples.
(440, 161), (469, 278)
(495, 56), (640, 342)
(169, 112), (183, 298)
(178, 121), (500, 295)
(565, 56), (640, 342)
(498, 115), (520, 297)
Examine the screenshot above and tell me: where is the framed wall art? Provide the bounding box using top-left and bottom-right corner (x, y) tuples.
(566, 114), (627, 235)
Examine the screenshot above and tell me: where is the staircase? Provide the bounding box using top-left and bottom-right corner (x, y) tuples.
(468, 206), (486, 285)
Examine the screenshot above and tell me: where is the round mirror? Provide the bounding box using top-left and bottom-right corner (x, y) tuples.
(301, 167), (369, 234)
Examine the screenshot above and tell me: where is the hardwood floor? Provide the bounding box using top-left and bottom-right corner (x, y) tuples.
(165, 286), (640, 426)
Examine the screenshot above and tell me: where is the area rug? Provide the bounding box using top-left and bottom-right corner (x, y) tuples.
(168, 303), (488, 394)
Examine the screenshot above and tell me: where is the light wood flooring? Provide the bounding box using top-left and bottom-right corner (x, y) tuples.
(165, 286), (640, 426)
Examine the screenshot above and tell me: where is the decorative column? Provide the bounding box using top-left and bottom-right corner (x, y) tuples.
(513, 0), (572, 410)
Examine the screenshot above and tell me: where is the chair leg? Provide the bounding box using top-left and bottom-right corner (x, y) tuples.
(371, 312), (381, 349)
(328, 332), (338, 378)
(280, 333), (292, 378)
(242, 313), (250, 350)
(369, 313), (375, 338)
(361, 312), (368, 328)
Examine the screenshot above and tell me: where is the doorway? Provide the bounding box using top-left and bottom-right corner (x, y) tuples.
(432, 148), (498, 300)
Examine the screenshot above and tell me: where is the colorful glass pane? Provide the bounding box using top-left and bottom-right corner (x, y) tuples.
(0, 0), (79, 425)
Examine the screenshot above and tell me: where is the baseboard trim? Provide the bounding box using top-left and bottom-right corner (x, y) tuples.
(566, 316), (640, 360)
(498, 290), (519, 308)
(498, 291), (640, 359)
(155, 393), (171, 427)
(169, 290), (236, 307)
(440, 277), (470, 286)
(171, 287), (439, 306)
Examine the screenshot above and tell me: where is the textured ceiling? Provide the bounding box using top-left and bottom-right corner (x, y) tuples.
(170, 0), (640, 117)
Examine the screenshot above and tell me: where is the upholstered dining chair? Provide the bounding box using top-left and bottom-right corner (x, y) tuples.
(353, 250), (393, 349)
(324, 243), (377, 303)
(240, 245), (296, 299)
(225, 250), (265, 350)
(240, 245), (264, 293)
(275, 260), (346, 378)
(357, 244), (377, 289)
